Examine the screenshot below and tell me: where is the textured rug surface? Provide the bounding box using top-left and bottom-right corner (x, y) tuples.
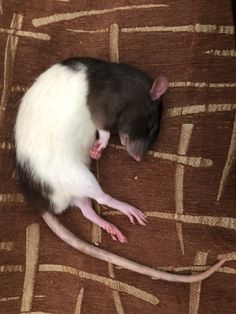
(0, 1), (236, 313)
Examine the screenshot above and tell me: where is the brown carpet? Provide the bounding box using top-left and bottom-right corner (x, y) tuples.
(0, 1), (236, 313)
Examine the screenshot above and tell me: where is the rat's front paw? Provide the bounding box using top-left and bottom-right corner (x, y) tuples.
(90, 142), (104, 160)
(90, 149), (102, 160)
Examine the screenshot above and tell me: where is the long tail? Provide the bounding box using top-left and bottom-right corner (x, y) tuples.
(42, 211), (225, 283)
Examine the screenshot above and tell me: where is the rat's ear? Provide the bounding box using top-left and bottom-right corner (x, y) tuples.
(150, 76), (169, 100)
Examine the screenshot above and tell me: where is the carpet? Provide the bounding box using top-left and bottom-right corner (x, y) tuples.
(0, 1), (236, 313)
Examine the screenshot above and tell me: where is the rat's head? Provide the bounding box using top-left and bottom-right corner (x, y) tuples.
(118, 76), (168, 161)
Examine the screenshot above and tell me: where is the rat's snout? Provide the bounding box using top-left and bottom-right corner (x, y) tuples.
(119, 133), (146, 161)
(131, 154), (142, 162)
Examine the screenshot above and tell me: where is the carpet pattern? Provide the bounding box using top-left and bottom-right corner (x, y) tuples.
(0, 1), (236, 313)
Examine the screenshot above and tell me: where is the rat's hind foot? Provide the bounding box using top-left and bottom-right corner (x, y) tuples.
(102, 221), (127, 243)
(73, 197), (127, 243)
(97, 194), (148, 226)
(121, 206), (147, 225)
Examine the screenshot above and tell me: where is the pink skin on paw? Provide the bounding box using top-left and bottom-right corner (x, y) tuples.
(90, 142), (104, 160)
(124, 206), (147, 225)
(91, 131), (110, 160)
(99, 204), (147, 243)
(99, 199), (147, 243)
(132, 154), (141, 162)
(90, 149), (102, 160)
(73, 197), (127, 244)
(100, 194), (148, 226)
(103, 221), (127, 243)
(101, 205), (147, 243)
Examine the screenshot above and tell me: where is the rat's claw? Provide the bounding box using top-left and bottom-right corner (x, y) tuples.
(134, 214), (147, 226)
(135, 211), (148, 225)
(121, 206), (147, 226)
(127, 214), (135, 224)
(111, 234), (117, 241)
(117, 233), (127, 243)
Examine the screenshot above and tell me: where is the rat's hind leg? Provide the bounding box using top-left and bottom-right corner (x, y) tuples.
(85, 177), (147, 225)
(73, 165), (147, 227)
(91, 130), (110, 160)
(73, 197), (127, 243)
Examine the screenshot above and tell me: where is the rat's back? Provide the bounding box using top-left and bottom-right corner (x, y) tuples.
(15, 63), (96, 197)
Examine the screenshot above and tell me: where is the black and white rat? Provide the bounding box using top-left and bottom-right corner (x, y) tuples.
(14, 57), (224, 282)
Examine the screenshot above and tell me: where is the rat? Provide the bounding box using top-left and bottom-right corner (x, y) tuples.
(14, 57), (225, 282)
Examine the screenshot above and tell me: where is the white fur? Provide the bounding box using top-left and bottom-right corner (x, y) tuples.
(15, 63), (100, 213)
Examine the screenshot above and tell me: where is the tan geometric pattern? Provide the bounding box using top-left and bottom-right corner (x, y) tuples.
(1, 13), (23, 111)
(217, 113), (236, 202)
(0, 1), (235, 313)
(32, 4), (169, 27)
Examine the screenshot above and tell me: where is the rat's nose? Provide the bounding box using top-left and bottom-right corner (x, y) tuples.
(132, 154), (141, 162)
